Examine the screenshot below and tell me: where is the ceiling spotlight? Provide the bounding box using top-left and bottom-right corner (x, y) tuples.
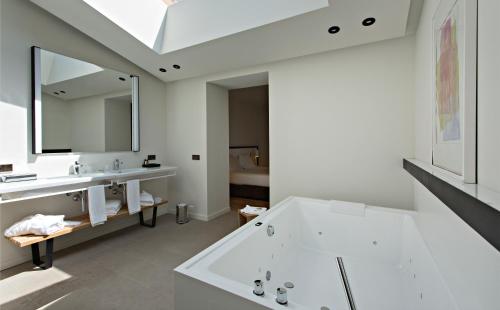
(328, 26), (340, 34)
(159, 68), (167, 72)
(173, 64), (181, 69)
(118, 77), (126, 81)
(362, 17), (376, 26)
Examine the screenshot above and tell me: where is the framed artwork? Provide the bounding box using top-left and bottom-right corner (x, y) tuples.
(432, 0), (477, 183)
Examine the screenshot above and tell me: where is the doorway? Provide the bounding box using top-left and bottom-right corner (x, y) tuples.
(206, 72), (270, 215)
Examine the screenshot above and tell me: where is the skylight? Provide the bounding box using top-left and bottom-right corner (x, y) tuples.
(82, 0), (168, 49)
(81, 0), (329, 54)
(40, 49), (103, 85)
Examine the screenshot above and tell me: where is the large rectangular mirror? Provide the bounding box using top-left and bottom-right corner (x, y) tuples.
(31, 46), (140, 154)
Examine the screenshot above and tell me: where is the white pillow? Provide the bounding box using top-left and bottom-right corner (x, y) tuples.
(238, 154), (257, 169)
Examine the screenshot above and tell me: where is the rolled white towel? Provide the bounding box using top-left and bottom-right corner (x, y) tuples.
(154, 196), (162, 204)
(4, 214), (65, 237)
(140, 190), (155, 206)
(105, 199), (122, 215)
(241, 205), (267, 215)
(63, 221), (82, 227)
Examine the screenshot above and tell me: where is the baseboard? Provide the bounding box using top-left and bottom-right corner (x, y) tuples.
(187, 207), (231, 222)
(207, 207), (231, 221)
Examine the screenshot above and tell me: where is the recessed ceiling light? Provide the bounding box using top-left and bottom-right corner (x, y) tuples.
(60, 90), (66, 94)
(159, 67), (167, 72)
(173, 64), (181, 69)
(53, 92), (60, 95)
(328, 26), (340, 34)
(362, 17), (376, 26)
(118, 77), (126, 81)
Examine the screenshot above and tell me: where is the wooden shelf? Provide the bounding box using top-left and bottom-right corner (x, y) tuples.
(6, 201), (168, 248)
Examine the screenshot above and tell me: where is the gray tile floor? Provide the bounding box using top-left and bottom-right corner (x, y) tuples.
(0, 211), (238, 310)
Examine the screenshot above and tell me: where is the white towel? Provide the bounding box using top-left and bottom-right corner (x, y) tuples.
(4, 214), (65, 237)
(88, 185), (107, 227)
(126, 180), (141, 214)
(105, 199), (122, 215)
(63, 221), (82, 227)
(140, 190), (154, 206)
(241, 205), (267, 215)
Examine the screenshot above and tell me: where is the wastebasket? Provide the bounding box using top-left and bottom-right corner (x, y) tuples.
(176, 203), (190, 224)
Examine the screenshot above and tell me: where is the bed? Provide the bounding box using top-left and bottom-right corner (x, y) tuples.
(229, 146), (269, 201)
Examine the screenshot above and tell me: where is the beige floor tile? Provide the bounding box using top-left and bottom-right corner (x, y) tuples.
(0, 212), (238, 310)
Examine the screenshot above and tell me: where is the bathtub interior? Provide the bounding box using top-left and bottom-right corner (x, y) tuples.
(186, 198), (457, 309)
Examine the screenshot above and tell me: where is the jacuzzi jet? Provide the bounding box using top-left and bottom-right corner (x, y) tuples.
(267, 225), (275, 237)
(284, 281), (294, 289)
(253, 280), (264, 296)
(276, 287), (288, 305)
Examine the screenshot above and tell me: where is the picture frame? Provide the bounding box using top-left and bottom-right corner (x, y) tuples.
(432, 0), (477, 183)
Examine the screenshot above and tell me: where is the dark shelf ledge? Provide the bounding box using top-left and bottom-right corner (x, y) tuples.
(403, 158), (500, 252)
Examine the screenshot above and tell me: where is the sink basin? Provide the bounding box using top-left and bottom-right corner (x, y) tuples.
(78, 172), (107, 177)
(115, 168), (149, 174)
(0, 166), (176, 197)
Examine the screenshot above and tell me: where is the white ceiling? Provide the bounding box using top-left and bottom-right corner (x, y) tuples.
(42, 69), (132, 100)
(32, 0), (422, 83)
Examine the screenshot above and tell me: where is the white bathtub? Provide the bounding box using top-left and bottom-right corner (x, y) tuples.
(174, 197), (458, 310)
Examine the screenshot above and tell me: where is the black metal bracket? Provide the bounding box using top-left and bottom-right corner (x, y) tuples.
(139, 206), (158, 228)
(30, 238), (54, 269)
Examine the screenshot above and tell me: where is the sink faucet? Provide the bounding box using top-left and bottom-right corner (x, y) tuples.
(113, 159), (122, 171)
(73, 161), (82, 175)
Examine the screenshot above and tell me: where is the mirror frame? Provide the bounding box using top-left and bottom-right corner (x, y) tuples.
(31, 46), (140, 154)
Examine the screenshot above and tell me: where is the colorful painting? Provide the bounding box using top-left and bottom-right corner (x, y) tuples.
(435, 4), (460, 142)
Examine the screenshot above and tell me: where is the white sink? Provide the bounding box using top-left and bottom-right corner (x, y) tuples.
(0, 166), (176, 196)
(114, 168), (149, 174)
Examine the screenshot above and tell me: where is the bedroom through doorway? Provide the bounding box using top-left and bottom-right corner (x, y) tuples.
(207, 72), (270, 212)
(228, 84), (269, 210)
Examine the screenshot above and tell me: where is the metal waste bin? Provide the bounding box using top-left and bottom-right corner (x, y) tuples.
(176, 203), (190, 224)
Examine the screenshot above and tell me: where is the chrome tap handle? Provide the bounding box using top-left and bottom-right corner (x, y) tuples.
(253, 280), (264, 296)
(276, 287), (288, 305)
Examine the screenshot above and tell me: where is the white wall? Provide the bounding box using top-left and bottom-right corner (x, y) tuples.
(165, 79), (207, 219)
(0, 0), (167, 269)
(206, 83), (230, 219)
(229, 85), (269, 167)
(477, 1), (500, 192)
(413, 0), (500, 308)
(42, 93), (71, 150)
(165, 36), (415, 219)
(69, 93), (106, 152)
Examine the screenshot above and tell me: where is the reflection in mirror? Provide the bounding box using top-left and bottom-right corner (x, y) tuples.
(32, 47), (139, 154)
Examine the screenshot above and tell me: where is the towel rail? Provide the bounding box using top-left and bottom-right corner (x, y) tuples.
(0, 182), (114, 205)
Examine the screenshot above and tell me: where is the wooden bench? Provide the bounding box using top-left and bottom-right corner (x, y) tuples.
(5, 201), (167, 268)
